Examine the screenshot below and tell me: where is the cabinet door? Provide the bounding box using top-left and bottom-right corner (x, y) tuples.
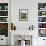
(38, 38), (46, 46)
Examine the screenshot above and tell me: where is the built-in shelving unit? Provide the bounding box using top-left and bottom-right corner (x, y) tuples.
(38, 3), (46, 37)
(0, 3), (8, 37)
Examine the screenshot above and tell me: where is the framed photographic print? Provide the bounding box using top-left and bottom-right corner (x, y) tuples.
(19, 9), (28, 21)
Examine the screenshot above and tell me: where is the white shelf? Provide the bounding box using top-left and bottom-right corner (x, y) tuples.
(0, 16), (8, 17)
(0, 10), (8, 11)
(38, 28), (46, 29)
(38, 22), (46, 23)
(0, 22), (8, 23)
(38, 10), (46, 11)
(38, 16), (46, 17)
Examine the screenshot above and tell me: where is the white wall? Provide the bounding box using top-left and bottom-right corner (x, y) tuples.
(11, 0), (46, 46)
(11, 0), (38, 30)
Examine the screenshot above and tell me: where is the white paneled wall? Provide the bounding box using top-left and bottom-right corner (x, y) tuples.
(11, 0), (38, 30)
(11, 0), (46, 46)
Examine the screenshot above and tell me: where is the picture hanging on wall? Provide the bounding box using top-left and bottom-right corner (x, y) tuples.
(19, 9), (28, 21)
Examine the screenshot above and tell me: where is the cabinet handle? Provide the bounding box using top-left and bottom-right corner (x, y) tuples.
(43, 39), (45, 40)
(1, 39), (3, 40)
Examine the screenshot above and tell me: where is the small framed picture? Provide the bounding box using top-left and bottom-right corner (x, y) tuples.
(19, 9), (28, 21)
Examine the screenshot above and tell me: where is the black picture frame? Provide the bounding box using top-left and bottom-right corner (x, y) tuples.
(19, 9), (28, 21)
